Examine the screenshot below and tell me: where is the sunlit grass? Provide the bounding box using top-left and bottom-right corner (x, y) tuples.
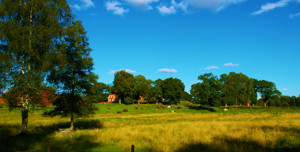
(0, 104), (299, 152)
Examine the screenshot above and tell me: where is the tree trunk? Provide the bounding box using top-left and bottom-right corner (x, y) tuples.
(21, 96), (29, 134)
(70, 115), (74, 130)
(264, 99), (269, 107)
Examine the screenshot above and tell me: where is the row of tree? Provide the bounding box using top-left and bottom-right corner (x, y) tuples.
(190, 72), (300, 107)
(94, 70), (189, 105)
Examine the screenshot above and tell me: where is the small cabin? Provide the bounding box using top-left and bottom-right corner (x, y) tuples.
(108, 94), (118, 103)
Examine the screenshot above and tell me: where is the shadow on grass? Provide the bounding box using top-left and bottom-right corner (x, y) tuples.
(175, 134), (300, 152)
(187, 104), (216, 112)
(0, 119), (103, 152)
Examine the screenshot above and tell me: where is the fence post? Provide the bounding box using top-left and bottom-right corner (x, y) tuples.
(131, 145), (135, 152)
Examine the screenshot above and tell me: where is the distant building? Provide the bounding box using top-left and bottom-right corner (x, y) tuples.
(108, 94), (118, 103)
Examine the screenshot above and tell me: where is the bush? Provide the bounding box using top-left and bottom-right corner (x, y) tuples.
(124, 97), (134, 104)
(117, 111), (122, 114)
(281, 102), (290, 108)
(177, 106), (181, 109)
(123, 109), (128, 112)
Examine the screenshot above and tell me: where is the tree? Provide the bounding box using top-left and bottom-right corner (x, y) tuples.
(220, 72), (254, 106)
(46, 20), (97, 130)
(87, 82), (111, 102)
(257, 80), (281, 107)
(133, 75), (152, 103)
(161, 77), (184, 104)
(190, 73), (222, 107)
(113, 70), (134, 104)
(149, 79), (163, 104)
(0, 0), (71, 133)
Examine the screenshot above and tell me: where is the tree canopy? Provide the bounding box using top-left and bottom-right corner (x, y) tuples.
(0, 0), (72, 133)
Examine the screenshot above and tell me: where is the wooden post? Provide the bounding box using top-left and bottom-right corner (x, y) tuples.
(131, 145), (135, 152)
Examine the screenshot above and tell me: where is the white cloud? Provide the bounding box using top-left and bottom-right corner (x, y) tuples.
(282, 88), (292, 91)
(178, 0), (246, 12)
(158, 68), (178, 73)
(157, 5), (176, 15)
(251, 0), (290, 15)
(125, 0), (159, 10)
(106, 1), (129, 15)
(72, 0), (95, 11)
(204, 66), (219, 70)
(223, 63), (239, 67)
(109, 69), (136, 74)
(289, 12), (300, 18)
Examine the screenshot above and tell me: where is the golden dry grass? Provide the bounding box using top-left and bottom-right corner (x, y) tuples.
(1, 109), (299, 152)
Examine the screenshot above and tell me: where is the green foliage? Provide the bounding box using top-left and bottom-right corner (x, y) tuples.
(133, 75), (152, 100)
(45, 93), (96, 117)
(191, 73), (222, 107)
(0, 0), (72, 132)
(124, 97), (135, 104)
(46, 20), (97, 128)
(220, 72), (254, 106)
(113, 70), (134, 103)
(162, 77), (185, 104)
(257, 80), (281, 106)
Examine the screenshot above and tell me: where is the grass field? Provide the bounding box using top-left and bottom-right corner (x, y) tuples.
(0, 102), (299, 152)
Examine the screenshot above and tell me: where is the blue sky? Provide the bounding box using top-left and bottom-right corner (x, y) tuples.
(68, 0), (300, 96)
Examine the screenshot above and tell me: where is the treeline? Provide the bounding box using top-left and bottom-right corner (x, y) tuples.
(91, 71), (300, 107)
(191, 72), (300, 107)
(88, 70), (190, 104)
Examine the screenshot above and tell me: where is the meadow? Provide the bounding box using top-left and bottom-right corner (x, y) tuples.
(0, 102), (299, 152)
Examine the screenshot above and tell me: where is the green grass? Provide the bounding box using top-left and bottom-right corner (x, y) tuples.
(0, 102), (299, 152)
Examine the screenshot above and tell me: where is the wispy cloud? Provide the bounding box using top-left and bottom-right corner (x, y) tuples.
(158, 68), (178, 73)
(106, 1), (129, 15)
(178, 0), (247, 12)
(282, 88), (292, 91)
(251, 0), (290, 15)
(223, 63), (239, 67)
(204, 66), (219, 70)
(109, 69), (136, 74)
(72, 0), (95, 11)
(125, 0), (159, 10)
(289, 12), (300, 18)
(157, 5), (176, 15)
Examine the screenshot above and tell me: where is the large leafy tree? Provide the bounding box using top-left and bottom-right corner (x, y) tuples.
(257, 80), (281, 107)
(220, 72), (254, 106)
(0, 0), (71, 133)
(46, 20), (97, 130)
(161, 77), (184, 104)
(149, 79), (163, 104)
(113, 70), (134, 104)
(191, 73), (222, 106)
(133, 75), (152, 102)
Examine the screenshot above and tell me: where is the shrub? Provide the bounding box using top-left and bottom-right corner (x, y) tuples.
(140, 108), (144, 110)
(134, 107), (138, 110)
(177, 106), (181, 109)
(123, 109), (128, 112)
(124, 97), (134, 104)
(117, 111), (122, 114)
(160, 106), (164, 109)
(155, 106), (159, 109)
(107, 108), (110, 110)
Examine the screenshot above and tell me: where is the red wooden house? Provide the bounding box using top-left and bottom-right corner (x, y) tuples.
(107, 94), (118, 103)
(0, 91), (55, 106)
